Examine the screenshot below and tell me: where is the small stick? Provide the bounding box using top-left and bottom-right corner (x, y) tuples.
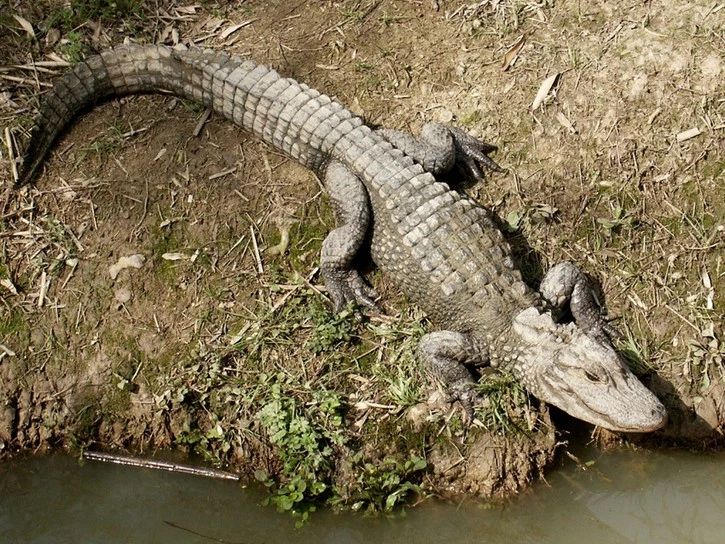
(4, 127), (18, 184)
(83, 451), (240, 481)
(163, 520), (245, 544)
(193, 108), (212, 137)
(249, 224), (263, 274)
(261, 152), (273, 183)
(269, 267), (319, 314)
(37, 270), (49, 308)
(0, 74), (53, 87)
(221, 234), (246, 261)
(208, 166), (237, 180)
(121, 126), (150, 138)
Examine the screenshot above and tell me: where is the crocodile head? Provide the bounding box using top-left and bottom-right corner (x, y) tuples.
(508, 307), (667, 432)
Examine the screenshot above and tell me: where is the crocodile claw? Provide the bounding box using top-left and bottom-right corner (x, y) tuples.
(587, 319), (623, 348)
(459, 392), (477, 425)
(322, 268), (379, 313)
(449, 126), (505, 180)
(541, 261), (623, 349)
(568, 282), (623, 348)
(450, 381), (479, 425)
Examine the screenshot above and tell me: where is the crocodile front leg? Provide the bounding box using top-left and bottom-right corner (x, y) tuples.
(418, 331), (488, 419)
(377, 123), (503, 179)
(539, 262), (618, 344)
(320, 160), (377, 312)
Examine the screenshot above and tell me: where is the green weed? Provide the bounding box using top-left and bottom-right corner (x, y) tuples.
(618, 323), (657, 374)
(474, 372), (530, 434)
(78, 120), (126, 158)
(45, 0), (142, 33)
(684, 326), (724, 391)
(384, 369), (422, 407)
(341, 453), (427, 513)
(505, 203), (559, 233)
(354, 61), (375, 73)
(59, 31), (87, 62)
(459, 110), (483, 128)
(43, 217), (79, 262)
(0, 308), (26, 337)
(307, 304), (357, 354)
(257, 381), (346, 525)
(596, 204), (636, 234)
(339, 8), (365, 24)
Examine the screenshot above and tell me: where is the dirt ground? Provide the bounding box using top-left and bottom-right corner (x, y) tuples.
(0, 0), (723, 511)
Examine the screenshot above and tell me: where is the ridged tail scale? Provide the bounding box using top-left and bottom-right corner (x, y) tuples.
(18, 45), (366, 184)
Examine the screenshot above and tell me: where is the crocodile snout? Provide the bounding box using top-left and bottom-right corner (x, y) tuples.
(645, 402), (668, 431)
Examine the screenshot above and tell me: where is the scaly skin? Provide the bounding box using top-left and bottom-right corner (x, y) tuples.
(17, 45), (667, 432)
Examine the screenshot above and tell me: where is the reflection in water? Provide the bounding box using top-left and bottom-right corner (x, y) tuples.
(1, 449), (723, 544)
(578, 453), (725, 544)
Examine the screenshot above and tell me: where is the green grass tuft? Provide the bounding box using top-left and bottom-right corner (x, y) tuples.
(45, 0), (142, 33)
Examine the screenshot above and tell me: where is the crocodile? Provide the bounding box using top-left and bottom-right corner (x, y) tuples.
(17, 45), (667, 432)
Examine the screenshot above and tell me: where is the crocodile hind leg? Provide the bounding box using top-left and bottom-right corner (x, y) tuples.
(539, 262), (618, 344)
(320, 160), (378, 312)
(418, 331), (488, 419)
(377, 123), (504, 179)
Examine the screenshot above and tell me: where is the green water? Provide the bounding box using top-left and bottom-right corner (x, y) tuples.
(1, 449), (723, 544)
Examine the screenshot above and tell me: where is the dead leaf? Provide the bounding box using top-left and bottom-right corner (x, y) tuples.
(159, 25), (181, 45)
(556, 111), (577, 133)
(203, 17), (225, 32)
(502, 79), (516, 94)
(13, 14), (35, 38)
(175, 5), (200, 15)
(676, 127), (701, 142)
(114, 288), (132, 304)
(648, 107), (661, 125)
(0, 91), (18, 109)
(0, 344), (16, 358)
(109, 254), (146, 280)
(0, 278), (18, 295)
(703, 270), (712, 289)
(46, 52), (68, 63)
(162, 252), (187, 261)
(219, 19), (255, 39)
(160, 25), (173, 43)
(501, 34), (526, 71)
(45, 27), (61, 47)
(58, 186), (78, 202)
(88, 20), (103, 45)
(438, 109), (454, 123)
(531, 73), (559, 111)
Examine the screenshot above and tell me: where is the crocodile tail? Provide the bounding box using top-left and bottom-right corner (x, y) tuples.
(16, 45), (260, 185)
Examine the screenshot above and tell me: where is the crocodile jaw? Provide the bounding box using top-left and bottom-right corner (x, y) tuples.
(511, 308), (667, 432)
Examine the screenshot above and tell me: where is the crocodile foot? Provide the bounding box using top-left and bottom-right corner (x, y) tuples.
(418, 330), (487, 423)
(450, 381), (479, 424)
(322, 268), (378, 313)
(448, 126), (505, 180)
(540, 261), (621, 345)
(376, 123), (504, 180)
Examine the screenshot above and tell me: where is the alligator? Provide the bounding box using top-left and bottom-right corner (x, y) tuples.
(17, 45), (667, 432)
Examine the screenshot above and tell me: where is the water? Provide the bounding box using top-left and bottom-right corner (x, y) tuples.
(1, 449), (723, 544)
